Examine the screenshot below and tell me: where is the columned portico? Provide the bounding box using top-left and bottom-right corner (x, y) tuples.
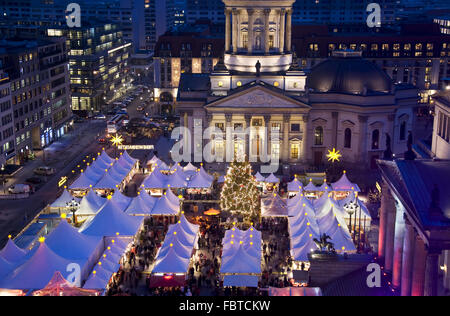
(225, 9), (231, 53)
(411, 236), (427, 296)
(401, 219), (415, 296)
(424, 251), (440, 296)
(247, 9), (255, 54)
(286, 9), (292, 52)
(232, 9), (238, 54)
(264, 9), (271, 54)
(279, 9), (286, 53)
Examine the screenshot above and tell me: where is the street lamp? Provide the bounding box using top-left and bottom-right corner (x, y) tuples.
(66, 198), (79, 225)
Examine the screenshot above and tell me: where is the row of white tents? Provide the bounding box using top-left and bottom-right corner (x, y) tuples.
(287, 172), (361, 194)
(287, 192), (369, 261)
(0, 215), (137, 290)
(69, 151), (138, 191)
(51, 187), (181, 217)
(142, 164), (214, 190)
(220, 227), (262, 275)
(151, 215), (200, 275)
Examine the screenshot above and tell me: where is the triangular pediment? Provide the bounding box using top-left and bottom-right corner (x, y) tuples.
(206, 84), (310, 109)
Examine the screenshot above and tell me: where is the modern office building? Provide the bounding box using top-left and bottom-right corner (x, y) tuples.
(0, 38), (72, 164)
(0, 70), (15, 166)
(185, 0), (225, 25)
(46, 22), (132, 114)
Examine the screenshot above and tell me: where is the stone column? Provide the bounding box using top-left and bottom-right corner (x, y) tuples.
(264, 9), (271, 54)
(378, 181), (388, 260)
(392, 206), (406, 288)
(286, 9), (292, 52)
(301, 115), (309, 163)
(283, 114), (290, 163)
(247, 9), (254, 54)
(384, 188), (397, 273)
(424, 251), (440, 296)
(245, 114), (252, 160)
(279, 9), (286, 53)
(264, 115), (271, 160)
(225, 9), (231, 53)
(358, 115), (368, 163)
(401, 219), (415, 296)
(332, 112), (339, 148)
(232, 9), (238, 54)
(411, 236), (427, 296)
(225, 114), (233, 161)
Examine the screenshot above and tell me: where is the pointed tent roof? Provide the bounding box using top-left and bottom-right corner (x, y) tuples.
(304, 179), (318, 192)
(288, 177), (303, 192)
(32, 271), (101, 296)
(290, 237), (319, 261)
(90, 156), (111, 171)
(46, 220), (102, 260)
(325, 218), (356, 253)
(165, 189), (181, 206)
(261, 193), (288, 217)
(124, 191), (156, 215)
(157, 237), (193, 259)
(83, 165), (105, 183)
(264, 173), (280, 183)
(151, 195), (180, 216)
(0, 238), (27, 264)
(77, 189), (106, 215)
(110, 160), (131, 177)
(98, 150), (115, 165)
(332, 171), (361, 192)
(152, 247), (191, 274)
(148, 155), (160, 165)
(198, 166), (213, 182)
(317, 180), (331, 192)
(221, 244), (261, 274)
(288, 195), (315, 217)
(50, 189), (80, 208)
(69, 172), (96, 190)
(166, 224), (197, 245)
(183, 162), (198, 173)
(254, 172), (266, 182)
(79, 200), (143, 237)
(0, 242), (84, 290)
(94, 167), (123, 189)
(142, 169), (168, 189)
(121, 151), (137, 165)
(314, 194), (347, 221)
(187, 169), (213, 189)
(165, 169), (188, 188)
(177, 215), (199, 236)
(109, 190), (132, 210)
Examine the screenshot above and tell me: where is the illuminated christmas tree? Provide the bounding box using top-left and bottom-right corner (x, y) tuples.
(220, 159), (261, 222)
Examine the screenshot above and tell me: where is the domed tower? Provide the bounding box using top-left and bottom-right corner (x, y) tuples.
(223, 0), (295, 73)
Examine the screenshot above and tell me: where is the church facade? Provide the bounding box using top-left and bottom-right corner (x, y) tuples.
(176, 0), (419, 169)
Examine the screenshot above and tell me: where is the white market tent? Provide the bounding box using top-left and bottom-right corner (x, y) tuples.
(220, 244), (261, 274)
(165, 189), (181, 206)
(331, 171), (361, 192)
(261, 193), (288, 217)
(69, 171), (97, 190)
(152, 247), (191, 274)
(147, 155), (169, 170)
(109, 190), (133, 210)
(142, 168), (168, 189)
(79, 200), (143, 237)
(50, 189), (81, 208)
(264, 173), (279, 184)
(317, 181), (331, 192)
(183, 163), (198, 177)
(220, 226), (262, 275)
(77, 189), (106, 216)
(166, 168), (188, 188)
(287, 177), (303, 193)
(46, 220), (103, 261)
(121, 151), (138, 166)
(151, 194), (180, 216)
(304, 179), (318, 192)
(0, 242), (85, 290)
(177, 215), (200, 236)
(0, 239), (27, 264)
(125, 190), (156, 215)
(83, 273), (109, 290)
(94, 168), (124, 190)
(187, 167), (213, 189)
(254, 172), (266, 183)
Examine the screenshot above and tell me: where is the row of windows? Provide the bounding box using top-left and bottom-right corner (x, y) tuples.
(313, 126), (382, 150)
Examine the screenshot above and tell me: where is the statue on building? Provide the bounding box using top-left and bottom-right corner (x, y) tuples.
(255, 60), (261, 77)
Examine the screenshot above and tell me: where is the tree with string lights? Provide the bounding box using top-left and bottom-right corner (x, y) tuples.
(220, 158), (261, 223)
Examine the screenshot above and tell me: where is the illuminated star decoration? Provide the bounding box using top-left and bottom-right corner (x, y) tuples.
(111, 134), (124, 147)
(327, 148), (342, 163)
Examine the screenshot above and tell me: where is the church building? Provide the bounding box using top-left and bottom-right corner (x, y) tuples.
(177, 0), (420, 169)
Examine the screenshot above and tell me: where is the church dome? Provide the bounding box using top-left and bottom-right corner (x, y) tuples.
(306, 51), (392, 95)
